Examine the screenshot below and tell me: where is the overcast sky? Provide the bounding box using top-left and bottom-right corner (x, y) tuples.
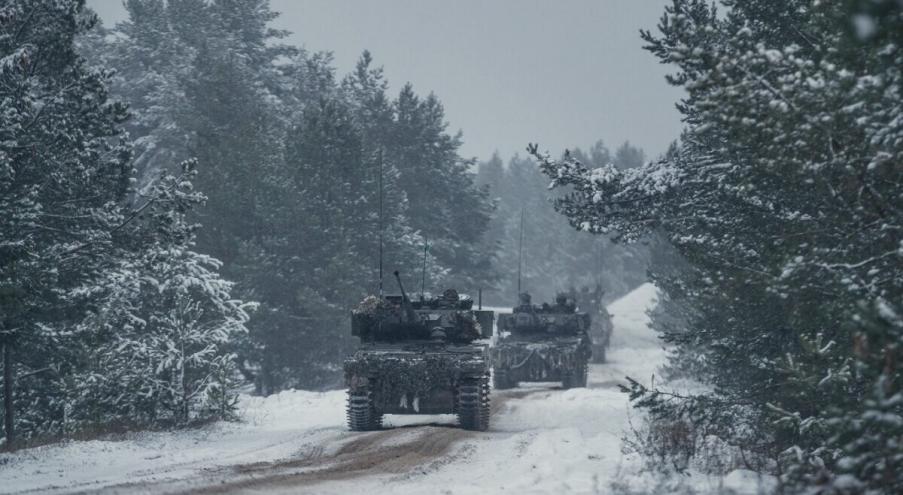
(87, 0), (684, 162)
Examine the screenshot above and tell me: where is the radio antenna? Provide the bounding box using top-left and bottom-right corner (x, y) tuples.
(420, 235), (428, 300)
(517, 206), (525, 295)
(378, 149), (384, 297)
(597, 238), (603, 287)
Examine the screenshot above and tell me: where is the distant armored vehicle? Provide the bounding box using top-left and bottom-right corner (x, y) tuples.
(588, 310), (613, 363)
(578, 285), (613, 363)
(344, 272), (494, 431)
(492, 293), (592, 389)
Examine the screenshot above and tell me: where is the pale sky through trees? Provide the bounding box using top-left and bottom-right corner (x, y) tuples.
(88, 0), (683, 161)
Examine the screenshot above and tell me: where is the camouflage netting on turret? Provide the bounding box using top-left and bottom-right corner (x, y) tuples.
(351, 293), (482, 343)
(344, 350), (485, 399)
(353, 295), (388, 315)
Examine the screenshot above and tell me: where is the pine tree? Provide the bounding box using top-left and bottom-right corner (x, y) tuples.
(72, 161), (251, 426)
(475, 148), (652, 307)
(0, 0), (249, 445)
(613, 141), (645, 170)
(1, 0), (132, 445)
(89, 0), (346, 392)
(89, 7), (498, 393)
(381, 79), (495, 290)
(529, 0), (903, 491)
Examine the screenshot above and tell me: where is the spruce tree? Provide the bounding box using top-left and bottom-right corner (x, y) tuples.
(529, 0), (903, 491)
(1, 0), (248, 444)
(475, 148), (652, 306)
(1, 0), (131, 444)
(88, 6), (498, 393)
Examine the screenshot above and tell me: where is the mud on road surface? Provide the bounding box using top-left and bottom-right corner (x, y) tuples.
(87, 389), (542, 495)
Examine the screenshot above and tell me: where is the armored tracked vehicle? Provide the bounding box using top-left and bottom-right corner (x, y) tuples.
(577, 285), (613, 363)
(492, 293), (592, 389)
(344, 272), (494, 431)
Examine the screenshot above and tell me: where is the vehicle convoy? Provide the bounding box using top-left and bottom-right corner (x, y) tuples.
(344, 271), (494, 431)
(491, 293), (592, 389)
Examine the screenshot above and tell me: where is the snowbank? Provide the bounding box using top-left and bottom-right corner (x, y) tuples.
(0, 390), (347, 494)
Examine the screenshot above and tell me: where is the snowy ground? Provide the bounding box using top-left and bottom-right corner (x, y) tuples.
(0, 283), (768, 494)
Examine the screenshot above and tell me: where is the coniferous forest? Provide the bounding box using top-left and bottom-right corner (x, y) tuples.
(1, 0), (648, 441)
(1, 1), (902, 494)
(531, 2), (903, 492)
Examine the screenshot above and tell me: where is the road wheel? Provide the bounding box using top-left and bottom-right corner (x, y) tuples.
(457, 374), (490, 431)
(347, 387), (381, 431)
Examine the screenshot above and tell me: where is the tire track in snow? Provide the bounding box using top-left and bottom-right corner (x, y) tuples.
(179, 390), (542, 493)
(19, 426), (338, 495)
(72, 389), (541, 494)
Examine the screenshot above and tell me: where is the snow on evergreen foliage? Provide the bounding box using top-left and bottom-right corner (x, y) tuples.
(0, 0), (247, 444)
(531, 0), (903, 492)
(73, 162), (252, 426)
(78, 1), (496, 392)
(475, 144), (656, 306)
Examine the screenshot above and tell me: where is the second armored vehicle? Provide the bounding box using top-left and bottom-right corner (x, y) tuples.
(491, 293), (592, 389)
(344, 272), (494, 431)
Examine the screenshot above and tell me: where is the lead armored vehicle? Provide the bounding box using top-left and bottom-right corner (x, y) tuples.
(344, 272), (494, 431)
(492, 293), (592, 389)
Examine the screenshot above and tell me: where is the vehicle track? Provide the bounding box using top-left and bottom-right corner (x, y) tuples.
(54, 374), (623, 494)
(185, 389), (531, 493)
(83, 389), (540, 495)
(15, 426), (337, 495)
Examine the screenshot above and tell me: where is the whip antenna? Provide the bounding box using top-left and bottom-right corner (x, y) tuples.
(420, 235), (428, 300)
(378, 149), (384, 297)
(517, 206), (525, 295)
(597, 238), (603, 287)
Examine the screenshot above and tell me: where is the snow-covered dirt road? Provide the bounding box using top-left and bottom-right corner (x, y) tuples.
(2, 283), (670, 495)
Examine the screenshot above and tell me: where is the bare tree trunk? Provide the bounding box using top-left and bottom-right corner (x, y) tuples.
(3, 343), (13, 450)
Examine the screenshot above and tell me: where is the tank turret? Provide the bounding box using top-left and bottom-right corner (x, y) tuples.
(350, 272), (486, 343)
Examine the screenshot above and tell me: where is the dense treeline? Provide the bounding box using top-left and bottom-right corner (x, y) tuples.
(475, 142), (655, 307)
(82, 0), (495, 393)
(1, 0), (496, 446)
(1, 0), (686, 458)
(0, 0), (250, 447)
(532, 0), (902, 492)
